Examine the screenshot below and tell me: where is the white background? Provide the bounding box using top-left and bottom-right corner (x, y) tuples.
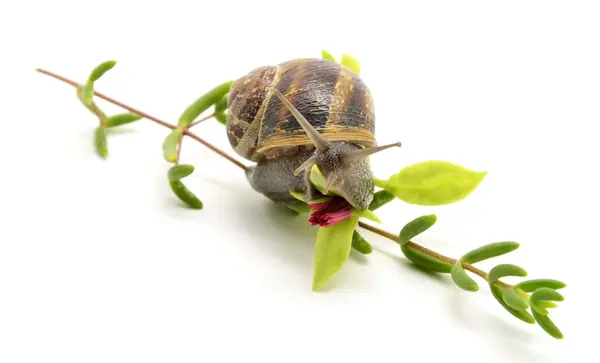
(1, 1), (599, 362)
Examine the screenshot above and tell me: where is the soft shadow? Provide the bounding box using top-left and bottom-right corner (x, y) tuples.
(479, 311), (558, 363)
(227, 198), (318, 272)
(349, 250), (369, 265)
(371, 244), (450, 285)
(192, 172), (249, 197)
(444, 288), (558, 363)
(105, 127), (139, 136)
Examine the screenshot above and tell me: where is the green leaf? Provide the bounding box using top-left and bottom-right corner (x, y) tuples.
(309, 165), (330, 195)
(532, 310), (563, 339)
(215, 112), (227, 125)
(284, 201), (310, 214)
(352, 231), (372, 255)
(461, 242), (520, 264)
(88, 60), (116, 82)
(178, 80), (233, 127)
(400, 244), (452, 273)
(94, 126), (108, 158)
(105, 113), (142, 127)
(374, 160), (487, 206)
(488, 264), (528, 283)
(214, 95), (228, 113)
(489, 284), (535, 324)
(353, 209), (381, 223)
(515, 279), (566, 292)
(289, 191), (306, 202)
(531, 287), (564, 302)
(162, 128), (182, 163)
(451, 262), (479, 291)
(537, 301), (559, 309)
(368, 190), (395, 211)
(399, 214), (437, 245)
(321, 49), (337, 63)
(531, 302), (549, 315)
(288, 190), (330, 204)
(312, 215), (359, 291)
(168, 164), (195, 181)
(340, 54), (360, 75)
(169, 180), (203, 209)
(78, 84), (94, 106)
(502, 289), (529, 310)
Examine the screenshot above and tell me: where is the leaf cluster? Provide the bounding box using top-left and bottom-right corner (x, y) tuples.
(76, 60), (232, 208)
(398, 215), (566, 339)
(75, 61), (142, 158)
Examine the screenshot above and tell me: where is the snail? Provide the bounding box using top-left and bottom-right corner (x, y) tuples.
(226, 58), (401, 210)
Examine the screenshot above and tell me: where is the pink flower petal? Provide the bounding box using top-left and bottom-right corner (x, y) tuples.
(307, 198), (352, 227)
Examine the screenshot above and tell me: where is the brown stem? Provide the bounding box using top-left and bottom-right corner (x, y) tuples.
(189, 113), (215, 128)
(357, 221), (507, 286)
(90, 102), (106, 126)
(36, 68), (246, 170)
(37, 67), (506, 288)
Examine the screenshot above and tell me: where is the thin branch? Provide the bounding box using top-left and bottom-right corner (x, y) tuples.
(37, 67), (506, 288)
(189, 113), (215, 128)
(357, 221), (507, 286)
(36, 68), (246, 170)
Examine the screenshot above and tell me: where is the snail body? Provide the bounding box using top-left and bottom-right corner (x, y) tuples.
(226, 58), (399, 210)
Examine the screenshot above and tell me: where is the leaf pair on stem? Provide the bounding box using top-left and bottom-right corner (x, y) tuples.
(399, 214), (566, 339)
(75, 60), (233, 208)
(75, 61), (142, 158)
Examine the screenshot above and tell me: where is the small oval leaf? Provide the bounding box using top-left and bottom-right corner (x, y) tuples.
(88, 60), (117, 82)
(178, 80), (233, 127)
(168, 164), (195, 181)
(399, 214), (437, 245)
(451, 263), (479, 291)
(214, 95), (228, 113)
(537, 301), (559, 309)
(312, 215), (359, 291)
(352, 231), (372, 255)
(289, 190), (330, 204)
(531, 287), (564, 302)
(532, 310), (564, 339)
(78, 84), (94, 106)
(400, 244), (452, 273)
(502, 289), (529, 310)
(94, 126), (108, 158)
(461, 241), (520, 264)
(374, 160), (487, 206)
(488, 264), (528, 283)
(489, 284), (535, 324)
(169, 180), (203, 209)
(515, 279), (566, 292)
(531, 302), (549, 315)
(162, 128), (182, 163)
(321, 49), (337, 63)
(215, 112), (227, 125)
(106, 113), (142, 127)
(340, 54), (360, 74)
(284, 202), (310, 214)
(368, 190), (395, 211)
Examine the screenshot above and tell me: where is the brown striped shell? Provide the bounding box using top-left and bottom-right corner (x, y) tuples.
(226, 58), (376, 162)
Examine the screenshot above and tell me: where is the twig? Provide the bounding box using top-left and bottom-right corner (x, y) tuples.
(36, 68), (246, 170)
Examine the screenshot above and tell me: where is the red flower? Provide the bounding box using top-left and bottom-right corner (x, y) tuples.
(308, 198), (352, 227)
